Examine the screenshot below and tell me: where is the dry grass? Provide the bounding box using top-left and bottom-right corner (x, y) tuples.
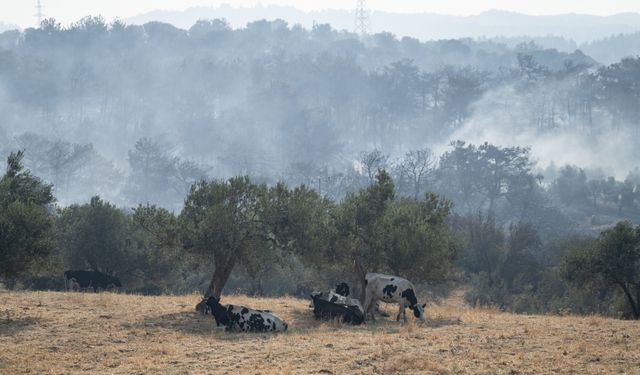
(0, 290), (639, 374)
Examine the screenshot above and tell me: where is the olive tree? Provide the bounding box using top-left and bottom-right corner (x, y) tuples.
(0, 151), (56, 284)
(562, 221), (640, 319)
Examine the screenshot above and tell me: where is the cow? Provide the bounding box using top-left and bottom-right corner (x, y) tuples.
(309, 282), (388, 318)
(204, 296), (288, 332)
(66, 277), (81, 291)
(334, 282), (350, 297)
(308, 282), (356, 307)
(63, 270), (122, 292)
(309, 292), (364, 325)
(363, 273), (426, 322)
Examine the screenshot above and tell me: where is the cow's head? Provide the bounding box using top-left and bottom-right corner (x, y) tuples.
(335, 282), (350, 297)
(309, 291), (323, 308)
(411, 303), (427, 320)
(205, 296), (229, 326)
(196, 298), (210, 315)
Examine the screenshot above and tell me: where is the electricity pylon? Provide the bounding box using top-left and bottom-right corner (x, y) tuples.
(354, 0), (371, 37)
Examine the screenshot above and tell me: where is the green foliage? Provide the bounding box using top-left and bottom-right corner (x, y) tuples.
(57, 196), (128, 274)
(0, 151), (56, 282)
(331, 170), (395, 292)
(562, 221), (640, 319)
(455, 213), (504, 286)
(180, 177), (283, 297)
(128, 204), (185, 293)
(382, 194), (456, 282)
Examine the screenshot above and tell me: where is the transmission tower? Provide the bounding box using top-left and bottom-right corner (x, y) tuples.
(35, 0), (44, 27)
(354, 0), (371, 37)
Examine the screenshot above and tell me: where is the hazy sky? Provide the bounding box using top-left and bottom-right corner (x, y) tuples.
(3, 0), (640, 28)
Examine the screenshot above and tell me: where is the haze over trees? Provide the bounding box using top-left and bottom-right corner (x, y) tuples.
(1, 16), (640, 319)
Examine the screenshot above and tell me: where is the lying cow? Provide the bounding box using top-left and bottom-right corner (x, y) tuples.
(63, 270), (122, 292)
(308, 282), (362, 309)
(310, 292), (364, 325)
(310, 282), (388, 318)
(364, 273), (426, 322)
(204, 296), (288, 332)
(334, 282), (350, 297)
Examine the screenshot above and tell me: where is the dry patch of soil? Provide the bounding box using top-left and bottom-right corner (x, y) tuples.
(0, 291), (638, 374)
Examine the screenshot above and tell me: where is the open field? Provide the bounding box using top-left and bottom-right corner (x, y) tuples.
(0, 291), (639, 374)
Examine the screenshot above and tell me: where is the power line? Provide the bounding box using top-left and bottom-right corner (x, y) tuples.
(354, 0), (371, 37)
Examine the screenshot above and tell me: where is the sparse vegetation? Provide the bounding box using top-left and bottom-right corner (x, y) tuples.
(1, 290), (638, 374)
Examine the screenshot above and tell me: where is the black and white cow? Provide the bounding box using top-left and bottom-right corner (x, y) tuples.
(363, 273), (426, 322)
(204, 296), (288, 332)
(63, 270), (122, 292)
(309, 293), (364, 325)
(308, 282), (361, 310)
(334, 282), (350, 297)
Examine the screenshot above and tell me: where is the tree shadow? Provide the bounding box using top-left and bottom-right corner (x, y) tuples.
(137, 306), (460, 340)
(0, 317), (39, 336)
(138, 311), (292, 341)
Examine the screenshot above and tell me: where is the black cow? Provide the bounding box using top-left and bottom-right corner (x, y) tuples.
(310, 293), (364, 325)
(63, 270), (122, 292)
(204, 297), (288, 332)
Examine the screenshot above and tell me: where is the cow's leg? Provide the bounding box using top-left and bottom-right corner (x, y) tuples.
(364, 295), (376, 322)
(397, 301), (407, 322)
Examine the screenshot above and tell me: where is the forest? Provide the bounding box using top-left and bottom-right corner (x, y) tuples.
(1, 17), (640, 319)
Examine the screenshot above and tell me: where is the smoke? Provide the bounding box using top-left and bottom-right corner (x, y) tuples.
(447, 84), (639, 180)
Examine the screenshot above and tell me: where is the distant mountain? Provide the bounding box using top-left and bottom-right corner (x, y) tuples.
(125, 6), (640, 44)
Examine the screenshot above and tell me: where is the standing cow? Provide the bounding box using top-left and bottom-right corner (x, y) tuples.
(204, 296), (288, 332)
(63, 270), (122, 292)
(363, 273), (426, 322)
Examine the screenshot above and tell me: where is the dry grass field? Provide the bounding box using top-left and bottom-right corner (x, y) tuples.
(0, 290), (639, 374)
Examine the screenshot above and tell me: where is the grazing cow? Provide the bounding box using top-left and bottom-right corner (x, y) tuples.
(364, 273), (426, 322)
(63, 270), (122, 292)
(204, 297), (288, 332)
(310, 293), (364, 325)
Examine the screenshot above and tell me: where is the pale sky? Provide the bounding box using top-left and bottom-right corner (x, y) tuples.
(3, 0), (640, 28)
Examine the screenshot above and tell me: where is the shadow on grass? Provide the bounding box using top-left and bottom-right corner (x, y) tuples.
(137, 306), (460, 340)
(0, 317), (39, 336)
(138, 311), (295, 341)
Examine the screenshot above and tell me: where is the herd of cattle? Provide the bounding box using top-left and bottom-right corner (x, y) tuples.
(61, 269), (426, 333)
(199, 273), (427, 332)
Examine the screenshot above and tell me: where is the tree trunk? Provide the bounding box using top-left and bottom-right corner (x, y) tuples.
(205, 262), (235, 299)
(618, 282), (639, 320)
(354, 256), (368, 304)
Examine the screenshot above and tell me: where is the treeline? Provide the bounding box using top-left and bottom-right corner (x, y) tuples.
(0, 151), (455, 300)
(8, 133), (639, 234)
(2, 151), (640, 319)
(1, 18), (640, 208)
